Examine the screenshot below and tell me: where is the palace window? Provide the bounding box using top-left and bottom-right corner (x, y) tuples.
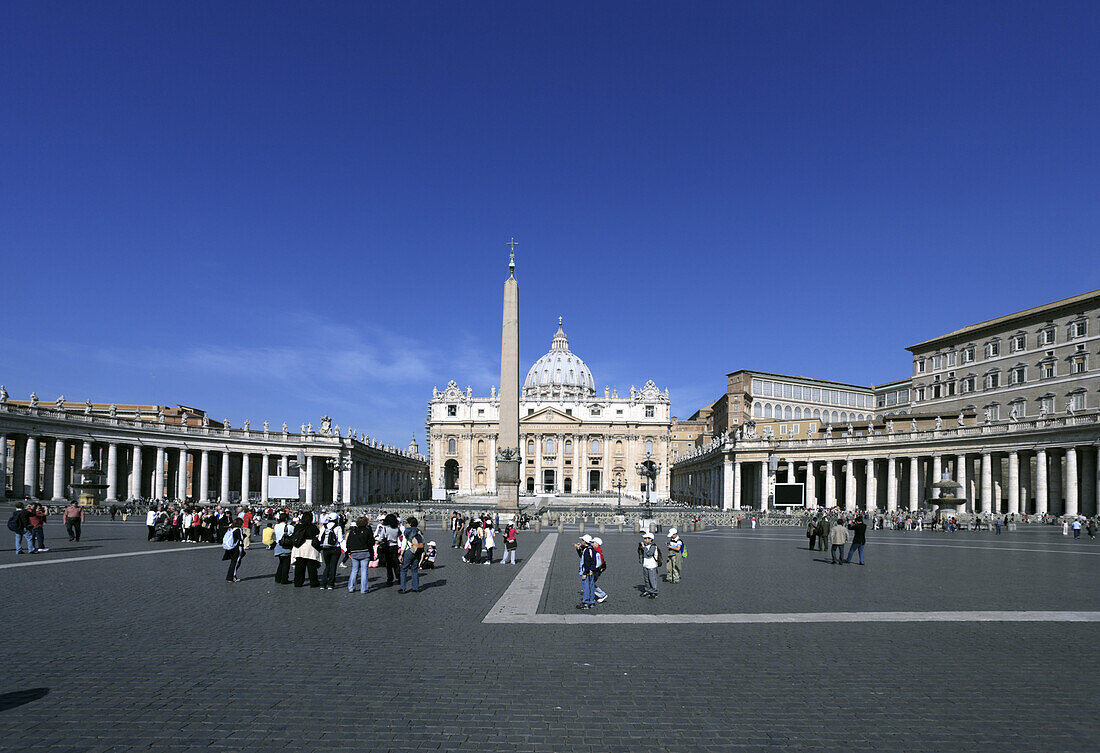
(1070, 391), (1086, 411)
(447, 439), (456, 454)
(916, 388), (926, 401)
(1040, 327), (1056, 345)
(1072, 355), (1087, 374)
(1010, 399), (1026, 417)
(812, 388), (822, 402)
(527, 440), (535, 455)
(590, 439), (600, 454)
(645, 440), (653, 454)
(1011, 334), (1026, 352)
(984, 371), (1000, 389)
(1010, 366), (1025, 384)
(1041, 363), (1055, 379)
(947, 352), (957, 367)
(932, 384), (942, 399)
(564, 440), (572, 454)
(645, 405), (655, 418)
(782, 383), (793, 398)
(962, 347), (975, 363)
(784, 405), (793, 420)
(794, 406), (802, 419)
(916, 360), (926, 373)
(1070, 320), (1087, 338)
(477, 409), (485, 416)
(753, 403), (762, 417)
(985, 341), (1000, 358)
(808, 423), (816, 434)
(615, 440), (623, 455)
(779, 425), (787, 435)
(933, 355), (943, 370)
(764, 404), (773, 418)
(590, 408), (600, 416)
(545, 439), (555, 454)
(477, 439), (485, 454)
(447, 405), (457, 417)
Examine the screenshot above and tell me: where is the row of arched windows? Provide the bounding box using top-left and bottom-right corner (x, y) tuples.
(752, 402), (870, 424)
(448, 437), (655, 457)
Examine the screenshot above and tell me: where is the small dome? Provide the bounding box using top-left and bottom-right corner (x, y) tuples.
(523, 318), (596, 396)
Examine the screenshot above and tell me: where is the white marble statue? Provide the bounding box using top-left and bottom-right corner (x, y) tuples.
(886, 419), (895, 434)
(135, 407), (143, 421)
(910, 418), (918, 432)
(263, 420), (269, 432)
(846, 423), (854, 437)
(490, 385), (496, 398)
(0, 385), (7, 403)
(1009, 404), (1019, 422)
(223, 418), (231, 429)
(306, 422), (313, 434)
(957, 412), (965, 426)
(824, 426), (833, 439)
(29, 392), (39, 407)
(320, 416), (332, 435)
(180, 410), (189, 425)
(935, 416), (943, 430)
(243, 419), (250, 432)
(282, 422), (288, 433)
(109, 403), (117, 418)
(202, 414), (209, 428)
(56, 395), (65, 409)
(85, 399), (93, 415)
(1066, 400), (1075, 416)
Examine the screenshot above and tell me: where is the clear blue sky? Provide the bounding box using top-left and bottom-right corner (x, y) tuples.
(2, 1), (1098, 444)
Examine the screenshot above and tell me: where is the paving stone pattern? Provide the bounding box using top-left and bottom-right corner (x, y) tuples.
(1, 515), (1097, 752)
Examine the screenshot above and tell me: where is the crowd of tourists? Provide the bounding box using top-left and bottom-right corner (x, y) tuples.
(451, 512), (519, 564)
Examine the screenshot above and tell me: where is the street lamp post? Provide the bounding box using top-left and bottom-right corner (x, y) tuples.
(325, 453), (353, 511)
(611, 473), (626, 515)
(635, 451), (662, 520)
(415, 470), (426, 513)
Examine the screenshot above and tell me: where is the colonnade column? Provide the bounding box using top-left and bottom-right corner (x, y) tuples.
(864, 458), (875, 511)
(1007, 451), (1020, 515)
(980, 452), (992, 514)
(732, 461), (742, 511)
(0, 434), (7, 495)
(758, 460), (769, 511)
(52, 438), (67, 502)
(177, 449), (188, 501)
(342, 462), (353, 506)
(220, 451), (230, 504)
(261, 454), (270, 504)
(1095, 443), (1100, 516)
(844, 458), (855, 511)
(1049, 450), (1063, 515)
(957, 454), (968, 511)
(1035, 448), (1048, 515)
(805, 460), (816, 508)
(154, 447), (166, 499)
(241, 453), (251, 504)
(24, 436), (38, 498)
(199, 450), (210, 504)
(131, 446), (142, 500)
(822, 460), (834, 508)
(931, 455), (942, 498)
(722, 458), (734, 510)
(305, 456), (314, 507)
(1065, 447), (1078, 517)
(106, 443), (118, 503)
(908, 456), (919, 511)
(886, 457), (897, 511)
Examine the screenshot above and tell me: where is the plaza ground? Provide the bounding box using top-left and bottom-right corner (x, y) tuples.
(1, 515), (1097, 752)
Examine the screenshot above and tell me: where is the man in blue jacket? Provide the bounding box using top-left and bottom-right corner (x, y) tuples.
(576, 534), (598, 610)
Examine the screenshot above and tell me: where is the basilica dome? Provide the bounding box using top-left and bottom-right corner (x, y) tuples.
(523, 318), (596, 397)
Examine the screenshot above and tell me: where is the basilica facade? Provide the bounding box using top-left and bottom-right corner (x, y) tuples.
(427, 320), (672, 499)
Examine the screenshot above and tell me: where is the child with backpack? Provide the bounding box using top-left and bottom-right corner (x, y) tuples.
(222, 519), (246, 582)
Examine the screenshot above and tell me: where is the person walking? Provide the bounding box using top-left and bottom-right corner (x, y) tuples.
(576, 534), (598, 609)
(272, 513), (295, 584)
(829, 517), (849, 565)
(28, 505), (49, 552)
(638, 531), (660, 598)
(10, 502), (35, 554)
(806, 519), (817, 550)
(378, 513), (402, 586)
(816, 515), (830, 552)
(1072, 518), (1082, 539)
(482, 522), (496, 565)
(344, 516), (375, 594)
(450, 512), (462, 548)
(398, 516), (424, 593)
(845, 515), (867, 565)
(63, 501), (85, 542)
(317, 514), (344, 590)
(146, 506), (157, 541)
(290, 511), (322, 588)
(591, 536), (608, 603)
(222, 519), (246, 582)
(665, 528), (685, 583)
(500, 522), (518, 564)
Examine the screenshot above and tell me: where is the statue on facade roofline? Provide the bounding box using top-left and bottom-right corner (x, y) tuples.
(202, 414), (209, 428)
(135, 407), (143, 421)
(1066, 400), (1075, 416)
(886, 419), (894, 434)
(957, 412), (965, 426)
(282, 421), (288, 433)
(1009, 405), (1019, 422)
(157, 410), (165, 423)
(223, 418), (230, 429)
(29, 392), (39, 407)
(180, 410), (189, 425)
(306, 422), (313, 434)
(263, 420), (269, 432)
(910, 418), (918, 432)
(0, 385), (7, 404)
(85, 399), (93, 415)
(56, 395), (65, 409)
(243, 419), (250, 432)
(320, 416), (332, 435)
(934, 416), (943, 430)
(109, 403), (117, 418)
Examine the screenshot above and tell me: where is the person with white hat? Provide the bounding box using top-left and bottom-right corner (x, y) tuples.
(575, 534), (598, 609)
(665, 528), (685, 583)
(637, 531), (660, 598)
(591, 537), (608, 603)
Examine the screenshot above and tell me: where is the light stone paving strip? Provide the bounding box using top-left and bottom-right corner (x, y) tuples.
(492, 610), (1100, 625)
(0, 545), (221, 569)
(483, 532), (558, 622)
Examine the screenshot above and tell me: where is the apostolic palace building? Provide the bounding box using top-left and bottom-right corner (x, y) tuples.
(671, 288), (1100, 517)
(427, 318), (672, 499)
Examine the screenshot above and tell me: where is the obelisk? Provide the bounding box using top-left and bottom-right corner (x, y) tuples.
(495, 240), (521, 512)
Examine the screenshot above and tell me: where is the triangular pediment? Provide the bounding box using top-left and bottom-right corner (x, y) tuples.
(520, 406), (583, 424)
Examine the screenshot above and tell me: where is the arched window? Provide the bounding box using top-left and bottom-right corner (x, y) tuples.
(813, 408), (821, 419)
(545, 438), (554, 454)
(840, 412), (847, 422)
(753, 403), (762, 417)
(477, 439), (485, 455)
(476, 471), (485, 486)
(615, 440), (623, 455)
(527, 439), (535, 455)
(564, 440), (572, 454)
(645, 439), (653, 454)
(831, 410), (839, 422)
(447, 438), (456, 454)
(764, 403), (773, 418)
(591, 439), (600, 453)
(794, 406), (802, 419)
(784, 405), (792, 420)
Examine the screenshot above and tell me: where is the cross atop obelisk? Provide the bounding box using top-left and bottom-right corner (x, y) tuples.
(496, 239), (521, 512)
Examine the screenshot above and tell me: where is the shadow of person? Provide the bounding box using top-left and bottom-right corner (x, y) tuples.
(0, 687), (48, 712)
(418, 579), (447, 590)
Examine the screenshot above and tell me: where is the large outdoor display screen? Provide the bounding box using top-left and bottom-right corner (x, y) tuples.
(774, 482), (804, 507)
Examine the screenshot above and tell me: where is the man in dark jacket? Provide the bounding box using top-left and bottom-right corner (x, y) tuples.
(345, 516), (375, 593)
(11, 503), (35, 554)
(815, 516), (830, 552)
(846, 515), (868, 565)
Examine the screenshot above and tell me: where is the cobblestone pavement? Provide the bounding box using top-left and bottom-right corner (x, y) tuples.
(1, 515), (1097, 752)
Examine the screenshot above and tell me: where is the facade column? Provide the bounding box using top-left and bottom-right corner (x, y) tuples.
(106, 443), (118, 502)
(241, 453), (251, 504)
(154, 446), (166, 500)
(721, 457), (734, 510)
(130, 446), (143, 500)
(1082, 446), (1097, 516)
(931, 455), (942, 498)
(908, 456), (919, 511)
(52, 438), (67, 502)
(1049, 450), (1063, 515)
(886, 457), (898, 511)
(199, 450), (210, 503)
(0, 434), (7, 495)
(1035, 448), (1048, 515)
(342, 461), (353, 506)
(261, 454), (270, 504)
(24, 436), (38, 498)
(305, 455), (314, 507)
(758, 460), (769, 511)
(1065, 446), (1078, 517)
(1007, 451), (1020, 515)
(844, 458), (856, 511)
(825, 460), (836, 508)
(177, 449), (188, 501)
(732, 460), (742, 510)
(957, 454), (968, 511)
(220, 451), (231, 503)
(1018, 450), (1031, 514)
(863, 458), (875, 511)
(1095, 443), (1100, 516)
(805, 460), (816, 508)
(980, 451), (992, 514)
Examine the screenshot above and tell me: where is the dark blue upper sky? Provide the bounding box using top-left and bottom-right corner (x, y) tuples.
(2, 1), (1098, 442)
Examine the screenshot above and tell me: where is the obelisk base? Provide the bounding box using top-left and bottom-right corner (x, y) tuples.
(495, 459), (521, 512)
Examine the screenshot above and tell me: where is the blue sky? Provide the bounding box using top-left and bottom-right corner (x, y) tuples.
(2, 1), (1098, 444)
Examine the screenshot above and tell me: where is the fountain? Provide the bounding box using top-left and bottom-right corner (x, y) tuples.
(929, 469), (966, 520)
(70, 461), (109, 507)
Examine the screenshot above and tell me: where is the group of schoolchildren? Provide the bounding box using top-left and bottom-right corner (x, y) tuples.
(455, 513), (519, 565)
(146, 505), (247, 543)
(574, 527), (688, 609)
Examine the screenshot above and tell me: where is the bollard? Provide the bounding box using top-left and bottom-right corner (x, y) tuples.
(579, 520), (585, 535)
(618, 523), (623, 533)
(534, 519), (541, 533)
(634, 519), (641, 533)
(557, 521), (564, 534)
(599, 522), (605, 534)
